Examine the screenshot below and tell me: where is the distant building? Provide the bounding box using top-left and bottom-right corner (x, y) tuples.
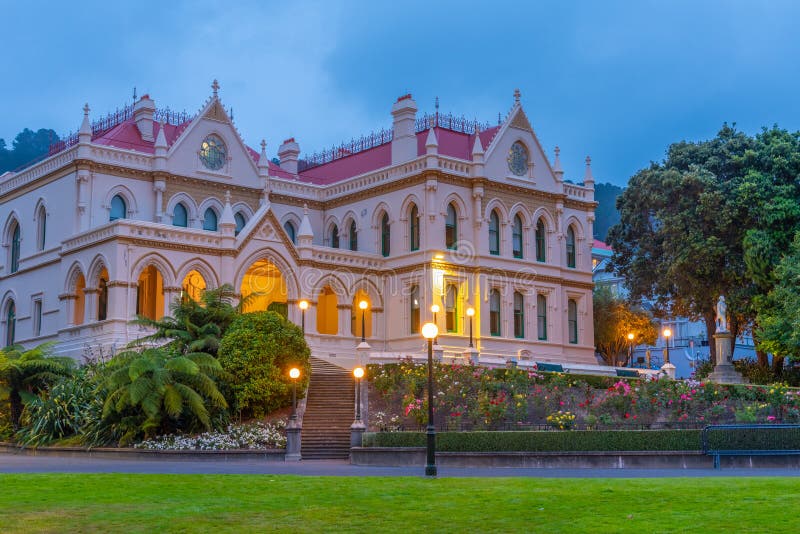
(0, 84), (598, 367)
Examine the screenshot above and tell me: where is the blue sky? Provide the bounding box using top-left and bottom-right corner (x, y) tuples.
(2, 0), (799, 186)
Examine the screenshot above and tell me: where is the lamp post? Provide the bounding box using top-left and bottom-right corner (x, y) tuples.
(298, 300), (308, 334)
(289, 367), (300, 421)
(466, 307), (475, 348)
(421, 322), (439, 477)
(353, 367), (364, 422)
(431, 304), (440, 345)
(663, 328), (672, 364)
(359, 300), (368, 342)
(627, 332), (634, 367)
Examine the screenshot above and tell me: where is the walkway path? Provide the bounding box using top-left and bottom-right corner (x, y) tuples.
(1, 453), (798, 478)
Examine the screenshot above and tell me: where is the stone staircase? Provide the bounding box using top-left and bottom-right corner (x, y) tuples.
(301, 358), (355, 460)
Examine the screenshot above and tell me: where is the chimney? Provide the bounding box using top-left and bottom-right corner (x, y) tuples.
(391, 94), (418, 165)
(134, 95), (156, 142)
(278, 137), (300, 175)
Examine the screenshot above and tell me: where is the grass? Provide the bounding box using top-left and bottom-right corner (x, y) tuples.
(0, 474), (797, 533)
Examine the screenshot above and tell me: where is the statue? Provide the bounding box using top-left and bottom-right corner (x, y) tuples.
(715, 296), (728, 333)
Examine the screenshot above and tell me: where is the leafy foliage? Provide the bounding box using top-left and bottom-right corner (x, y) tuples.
(217, 311), (310, 418)
(593, 286), (658, 366)
(0, 128), (60, 173)
(0, 342), (74, 428)
(101, 347), (227, 445)
(593, 182), (623, 241)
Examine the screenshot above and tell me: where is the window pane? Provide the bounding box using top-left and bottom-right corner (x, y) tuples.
(282, 220), (294, 243)
(489, 211), (499, 255)
(10, 224), (20, 273)
(410, 205), (419, 251)
(381, 213), (390, 257)
(110, 195), (126, 221)
(203, 208), (218, 231)
(513, 215), (523, 258)
(410, 285), (420, 334)
(568, 299), (578, 344)
(537, 294), (547, 340)
(536, 220), (546, 262)
(349, 221), (358, 251)
(490, 290), (501, 336)
(566, 226), (576, 268)
(514, 292), (524, 338)
(37, 207), (46, 251)
(446, 204), (457, 249)
(445, 284), (457, 333)
(6, 301), (16, 346)
(173, 203), (188, 227)
(331, 225), (339, 248)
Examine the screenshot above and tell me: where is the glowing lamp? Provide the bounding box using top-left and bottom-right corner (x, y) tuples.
(421, 322), (439, 340)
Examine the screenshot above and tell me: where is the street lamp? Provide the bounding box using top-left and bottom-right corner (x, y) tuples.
(627, 332), (634, 367)
(466, 307), (475, 348)
(663, 328), (672, 364)
(353, 367), (364, 422)
(289, 367), (301, 421)
(421, 321), (439, 477)
(298, 300), (309, 334)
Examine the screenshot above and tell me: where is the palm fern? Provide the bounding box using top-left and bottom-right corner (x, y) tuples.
(101, 347), (227, 444)
(131, 284), (246, 356)
(0, 342), (74, 428)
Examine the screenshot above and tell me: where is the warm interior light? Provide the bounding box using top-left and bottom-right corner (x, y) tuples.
(359, 300), (368, 310)
(663, 328), (672, 338)
(353, 367), (365, 379)
(431, 304), (440, 314)
(421, 322), (439, 340)
(434, 253), (445, 260)
(289, 367), (300, 379)
(627, 332), (634, 341)
(299, 300), (309, 310)
(466, 307), (475, 317)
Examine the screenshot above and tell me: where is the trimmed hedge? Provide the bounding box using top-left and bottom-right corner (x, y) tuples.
(363, 430), (702, 452)
(704, 426), (800, 451)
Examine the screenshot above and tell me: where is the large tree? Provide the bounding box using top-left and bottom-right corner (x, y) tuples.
(0, 128), (60, 173)
(607, 125), (756, 362)
(593, 286), (658, 367)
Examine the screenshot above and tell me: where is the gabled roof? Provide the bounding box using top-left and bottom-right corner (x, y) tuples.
(92, 121), (189, 153)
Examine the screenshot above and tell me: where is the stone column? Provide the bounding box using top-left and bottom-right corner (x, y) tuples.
(707, 331), (747, 384)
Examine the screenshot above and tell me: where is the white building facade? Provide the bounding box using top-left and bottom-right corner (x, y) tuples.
(0, 83), (597, 367)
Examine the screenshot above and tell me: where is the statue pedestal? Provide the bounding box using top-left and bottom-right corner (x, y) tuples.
(660, 362), (676, 379)
(707, 332), (747, 384)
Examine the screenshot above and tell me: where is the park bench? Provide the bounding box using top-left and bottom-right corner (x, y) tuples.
(535, 362), (564, 373)
(615, 369), (640, 378)
(701, 424), (800, 469)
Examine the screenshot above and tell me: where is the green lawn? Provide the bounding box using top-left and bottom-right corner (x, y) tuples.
(0, 474), (797, 533)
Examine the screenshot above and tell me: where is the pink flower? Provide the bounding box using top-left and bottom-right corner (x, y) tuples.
(767, 415), (777, 422)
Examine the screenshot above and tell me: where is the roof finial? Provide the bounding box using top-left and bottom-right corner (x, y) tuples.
(261, 139), (267, 152)
(555, 146), (561, 157)
(514, 88), (521, 103)
(83, 103), (90, 117)
(583, 155), (594, 186)
(498, 112), (502, 125)
(230, 107), (234, 121)
(212, 79), (220, 98)
(132, 87), (137, 103)
(585, 155), (592, 167)
(224, 190), (231, 204)
(435, 96), (439, 111)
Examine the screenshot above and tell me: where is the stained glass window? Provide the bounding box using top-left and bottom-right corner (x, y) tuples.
(507, 141), (528, 176)
(200, 135), (227, 171)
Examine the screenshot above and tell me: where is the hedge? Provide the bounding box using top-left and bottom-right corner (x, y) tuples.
(363, 430), (702, 452)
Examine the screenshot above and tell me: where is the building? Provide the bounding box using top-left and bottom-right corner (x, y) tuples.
(0, 82), (597, 367)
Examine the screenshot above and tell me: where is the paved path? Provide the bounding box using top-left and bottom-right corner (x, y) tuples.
(1, 453), (799, 477)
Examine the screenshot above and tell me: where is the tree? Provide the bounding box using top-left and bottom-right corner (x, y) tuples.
(0, 128), (60, 173)
(131, 284), (242, 357)
(593, 286), (658, 366)
(593, 182), (623, 241)
(217, 311), (310, 418)
(0, 342), (74, 428)
(607, 125), (756, 362)
(102, 347), (227, 444)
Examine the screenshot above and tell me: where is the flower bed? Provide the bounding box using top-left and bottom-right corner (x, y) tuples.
(134, 421), (287, 451)
(367, 361), (800, 431)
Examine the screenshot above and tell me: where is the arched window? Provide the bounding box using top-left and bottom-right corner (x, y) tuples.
(410, 285), (420, 334)
(566, 226), (576, 268)
(512, 214), (523, 259)
(489, 289), (501, 336)
(5, 301), (15, 346)
(568, 299), (578, 344)
(97, 273), (108, 321)
(445, 203), (457, 250)
(349, 220), (358, 251)
(9, 222), (20, 274)
(409, 204), (419, 251)
(535, 219), (546, 262)
(36, 205), (46, 251)
(537, 294), (547, 341)
(514, 291), (524, 338)
(330, 224), (340, 249)
(316, 286), (338, 335)
(110, 195), (126, 221)
(202, 208), (218, 231)
(73, 274), (86, 326)
(381, 213), (390, 257)
(235, 213), (247, 236)
(445, 283), (458, 333)
(173, 203), (188, 228)
(488, 210), (500, 255)
(136, 265), (164, 321)
(283, 220), (296, 243)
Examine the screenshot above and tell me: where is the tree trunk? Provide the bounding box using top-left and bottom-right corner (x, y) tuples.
(729, 317), (739, 361)
(9, 389), (22, 429)
(773, 355), (785, 377)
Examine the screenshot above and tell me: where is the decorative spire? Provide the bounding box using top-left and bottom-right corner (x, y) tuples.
(498, 112), (502, 125)
(553, 146), (564, 181)
(258, 139), (269, 174)
(514, 88), (521, 103)
(212, 79), (220, 98)
(298, 203), (313, 239)
(425, 127), (438, 154)
(583, 155), (595, 185)
(79, 103), (92, 139)
(219, 190), (236, 231)
(133, 87), (137, 103)
(154, 121), (167, 149)
(472, 131), (484, 158)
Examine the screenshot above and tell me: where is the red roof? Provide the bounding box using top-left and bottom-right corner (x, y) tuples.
(593, 239), (613, 251)
(92, 120), (189, 153)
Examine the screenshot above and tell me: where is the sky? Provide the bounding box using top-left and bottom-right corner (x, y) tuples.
(2, 0), (800, 186)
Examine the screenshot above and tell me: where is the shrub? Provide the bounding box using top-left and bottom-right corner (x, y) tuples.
(134, 420), (287, 450)
(217, 311), (310, 418)
(363, 430), (702, 452)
